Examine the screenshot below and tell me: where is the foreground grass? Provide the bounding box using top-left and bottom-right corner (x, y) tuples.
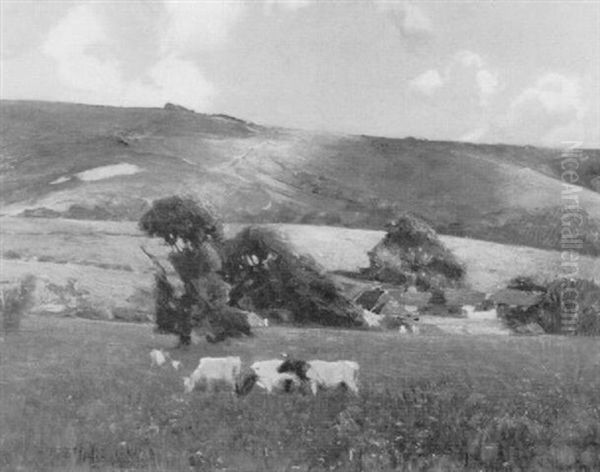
(2, 316), (600, 471)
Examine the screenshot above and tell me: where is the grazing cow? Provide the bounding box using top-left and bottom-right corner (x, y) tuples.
(150, 349), (168, 367)
(462, 305), (475, 317)
(250, 360), (301, 393)
(463, 305), (497, 320)
(183, 356), (241, 393)
(399, 318), (420, 334)
(304, 360), (360, 395)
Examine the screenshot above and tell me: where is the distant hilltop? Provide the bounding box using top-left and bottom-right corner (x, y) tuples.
(163, 102), (195, 113)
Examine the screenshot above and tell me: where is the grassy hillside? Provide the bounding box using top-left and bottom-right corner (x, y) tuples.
(2, 100), (600, 254)
(2, 315), (600, 470)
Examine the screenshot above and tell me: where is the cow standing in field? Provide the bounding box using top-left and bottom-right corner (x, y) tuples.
(183, 356), (242, 393)
(279, 359), (360, 395)
(250, 359), (302, 393)
(462, 305), (497, 320)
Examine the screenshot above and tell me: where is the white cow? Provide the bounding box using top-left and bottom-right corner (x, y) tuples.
(183, 356), (242, 393)
(150, 349), (168, 367)
(463, 305), (497, 320)
(171, 360), (182, 371)
(462, 305), (475, 317)
(305, 360), (360, 395)
(250, 359), (300, 393)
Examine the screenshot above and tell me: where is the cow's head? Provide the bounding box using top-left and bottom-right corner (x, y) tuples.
(236, 372), (258, 396)
(278, 359), (310, 381)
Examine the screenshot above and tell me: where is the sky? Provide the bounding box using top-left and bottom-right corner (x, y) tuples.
(1, 0), (599, 147)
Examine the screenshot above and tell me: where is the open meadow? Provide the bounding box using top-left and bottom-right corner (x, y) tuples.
(2, 315), (600, 471)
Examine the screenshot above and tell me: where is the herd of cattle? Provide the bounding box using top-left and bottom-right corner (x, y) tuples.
(150, 349), (360, 396)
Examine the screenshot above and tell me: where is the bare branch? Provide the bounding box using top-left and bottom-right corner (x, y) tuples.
(140, 246), (166, 276)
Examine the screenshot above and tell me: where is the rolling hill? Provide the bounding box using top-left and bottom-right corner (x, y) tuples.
(2, 99), (600, 254)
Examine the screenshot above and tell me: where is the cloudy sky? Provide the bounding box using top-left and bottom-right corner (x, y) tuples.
(2, 1), (599, 147)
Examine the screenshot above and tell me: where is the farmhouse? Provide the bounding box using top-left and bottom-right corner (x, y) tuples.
(490, 288), (543, 311)
(490, 288), (545, 334)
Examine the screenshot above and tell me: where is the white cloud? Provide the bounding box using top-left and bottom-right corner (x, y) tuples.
(43, 4), (214, 111)
(374, 1), (433, 38)
(43, 6), (122, 96)
(161, 1), (245, 56)
(410, 51), (499, 105)
(409, 69), (444, 96)
(476, 69), (499, 106)
(149, 56), (215, 108)
(400, 3), (433, 36)
(459, 126), (489, 143)
(507, 73), (585, 145)
(511, 73), (584, 119)
(451, 50), (499, 106)
(454, 50), (484, 69)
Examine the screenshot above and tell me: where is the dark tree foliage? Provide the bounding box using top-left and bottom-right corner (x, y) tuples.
(362, 214), (465, 290)
(1, 274), (36, 333)
(501, 278), (600, 335)
(205, 306), (252, 343)
(139, 196), (224, 250)
(139, 196), (249, 345)
(539, 278), (600, 335)
(223, 226), (363, 327)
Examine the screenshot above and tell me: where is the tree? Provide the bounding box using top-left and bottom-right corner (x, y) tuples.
(139, 195), (225, 251)
(223, 226), (363, 327)
(362, 214), (465, 290)
(1, 274), (36, 334)
(139, 196), (249, 345)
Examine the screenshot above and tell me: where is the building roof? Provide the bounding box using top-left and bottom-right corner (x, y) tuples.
(490, 288), (543, 307)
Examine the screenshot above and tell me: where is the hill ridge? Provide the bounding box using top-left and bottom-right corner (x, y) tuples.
(2, 100), (600, 255)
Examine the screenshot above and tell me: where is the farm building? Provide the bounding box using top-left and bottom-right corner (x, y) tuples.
(490, 288), (545, 334)
(490, 288), (544, 312)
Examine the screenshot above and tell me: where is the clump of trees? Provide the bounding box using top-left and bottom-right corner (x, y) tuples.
(538, 278), (600, 335)
(139, 196), (250, 345)
(501, 276), (600, 335)
(223, 226), (363, 327)
(362, 214), (465, 290)
(1, 274), (36, 334)
(140, 197), (365, 344)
